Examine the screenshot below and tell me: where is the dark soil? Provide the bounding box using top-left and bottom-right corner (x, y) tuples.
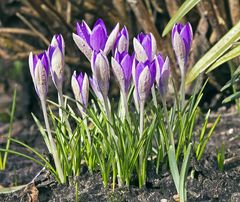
(0, 107), (240, 202)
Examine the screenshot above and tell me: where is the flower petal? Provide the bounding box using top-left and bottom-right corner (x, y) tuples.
(73, 33), (93, 61)
(90, 24), (107, 52)
(104, 23), (119, 54)
(133, 38), (148, 63)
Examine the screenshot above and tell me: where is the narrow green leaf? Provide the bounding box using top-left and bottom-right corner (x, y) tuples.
(186, 20), (240, 84)
(222, 92), (240, 103)
(162, 0), (201, 36)
(207, 44), (240, 73)
(168, 145), (180, 193)
(0, 184), (27, 194)
(179, 143), (192, 202)
(3, 88), (17, 168)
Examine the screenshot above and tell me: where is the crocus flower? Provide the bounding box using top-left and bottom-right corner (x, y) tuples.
(73, 19), (119, 61)
(172, 22), (193, 75)
(71, 71), (89, 111)
(133, 59), (156, 103)
(155, 54), (170, 99)
(111, 51), (133, 95)
(29, 51), (49, 99)
(133, 32), (157, 63)
(113, 26), (129, 55)
(48, 34), (65, 90)
(91, 51), (110, 99)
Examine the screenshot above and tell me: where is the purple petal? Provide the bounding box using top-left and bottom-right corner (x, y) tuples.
(141, 34), (152, 61)
(121, 54), (133, 91)
(136, 32), (145, 43)
(149, 60), (156, 86)
(48, 46), (55, 63)
(135, 62), (145, 90)
(93, 19), (107, 36)
(76, 21), (91, 45)
(180, 23), (193, 54)
(90, 25), (107, 52)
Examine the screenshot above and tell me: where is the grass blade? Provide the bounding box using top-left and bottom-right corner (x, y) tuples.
(186, 20), (240, 84)
(162, 0), (201, 36)
(207, 44), (240, 73)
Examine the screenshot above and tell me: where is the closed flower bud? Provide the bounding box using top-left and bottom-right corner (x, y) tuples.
(48, 34), (65, 90)
(91, 51), (110, 99)
(29, 51), (49, 99)
(73, 18), (119, 61)
(155, 54), (170, 98)
(71, 71), (89, 111)
(133, 32), (157, 63)
(111, 51), (133, 94)
(113, 26), (129, 55)
(133, 59), (156, 103)
(172, 22), (193, 75)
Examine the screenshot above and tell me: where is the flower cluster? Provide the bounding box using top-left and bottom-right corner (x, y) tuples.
(28, 19), (218, 202)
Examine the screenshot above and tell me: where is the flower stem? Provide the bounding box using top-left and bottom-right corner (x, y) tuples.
(139, 101), (145, 187)
(40, 97), (64, 183)
(122, 91), (130, 123)
(58, 88), (72, 134)
(162, 96), (175, 152)
(180, 72), (185, 110)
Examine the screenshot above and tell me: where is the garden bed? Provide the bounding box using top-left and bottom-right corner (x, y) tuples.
(0, 106), (239, 202)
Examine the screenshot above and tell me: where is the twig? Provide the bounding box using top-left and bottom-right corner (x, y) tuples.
(16, 12), (50, 46)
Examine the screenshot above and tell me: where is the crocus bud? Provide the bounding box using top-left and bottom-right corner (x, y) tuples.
(113, 26), (129, 55)
(111, 51), (133, 95)
(133, 58), (156, 103)
(48, 34), (65, 90)
(155, 54), (170, 98)
(73, 18), (119, 60)
(91, 51), (110, 99)
(71, 71), (89, 111)
(172, 22), (193, 75)
(29, 51), (49, 99)
(133, 32), (157, 63)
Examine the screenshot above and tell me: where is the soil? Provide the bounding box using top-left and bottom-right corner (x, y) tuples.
(0, 106), (240, 202)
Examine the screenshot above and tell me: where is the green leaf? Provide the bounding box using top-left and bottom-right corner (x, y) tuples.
(186, 20), (240, 84)
(0, 184), (27, 194)
(179, 143), (192, 202)
(168, 145), (180, 193)
(162, 0), (201, 36)
(207, 44), (240, 73)
(222, 92), (240, 103)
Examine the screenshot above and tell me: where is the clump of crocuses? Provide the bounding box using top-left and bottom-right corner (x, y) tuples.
(27, 19), (220, 202)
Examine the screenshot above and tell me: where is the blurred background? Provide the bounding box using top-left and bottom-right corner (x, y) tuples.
(0, 0), (240, 125)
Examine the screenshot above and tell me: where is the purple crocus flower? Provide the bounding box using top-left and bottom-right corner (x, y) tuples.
(48, 34), (65, 89)
(91, 51), (110, 99)
(172, 22), (193, 75)
(132, 58), (156, 103)
(113, 26), (129, 55)
(133, 32), (157, 63)
(73, 19), (119, 61)
(71, 71), (89, 110)
(29, 51), (49, 99)
(155, 54), (170, 99)
(111, 51), (133, 95)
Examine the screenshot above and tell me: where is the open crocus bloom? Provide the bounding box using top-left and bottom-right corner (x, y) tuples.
(29, 51), (49, 98)
(73, 18), (119, 61)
